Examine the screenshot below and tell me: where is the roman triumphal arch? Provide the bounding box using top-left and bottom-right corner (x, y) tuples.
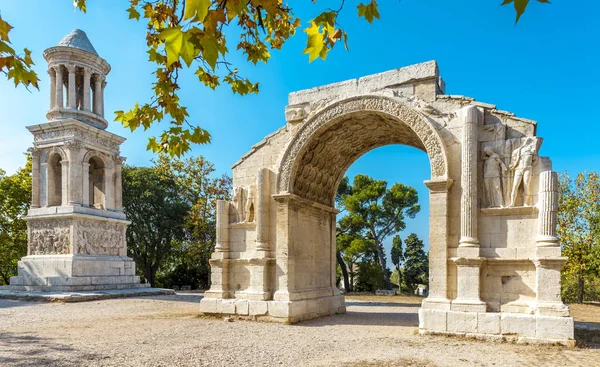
(200, 61), (574, 345)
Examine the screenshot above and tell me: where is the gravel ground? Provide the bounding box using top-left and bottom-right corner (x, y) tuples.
(0, 293), (598, 367)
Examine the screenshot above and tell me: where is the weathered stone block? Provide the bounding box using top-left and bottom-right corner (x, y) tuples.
(447, 311), (478, 333)
(535, 316), (574, 340)
(248, 300), (268, 316)
(419, 309), (447, 331)
(501, 313), (536, 337)
(477, 312), (501, 334)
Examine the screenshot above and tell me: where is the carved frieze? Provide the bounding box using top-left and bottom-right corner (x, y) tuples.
(76, 220), (126, 256)
(34, 129), (120, 151)
(230, 185), (256, 224)
(29, 220), (71, 255)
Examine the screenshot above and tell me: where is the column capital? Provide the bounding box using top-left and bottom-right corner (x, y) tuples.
(52, 64), (63, 73)
(64, 140), (83, 152)
(112, 155), (126, 164)
(82, 67), (92, 76)
(27, 147), (41, 158)
(65, 64), (77, 73)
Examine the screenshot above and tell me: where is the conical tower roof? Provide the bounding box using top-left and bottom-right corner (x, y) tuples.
(57, 29), (98, 56)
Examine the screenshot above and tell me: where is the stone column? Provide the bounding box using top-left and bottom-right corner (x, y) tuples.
(66, 65), (77, 109)
(533, 258), (569, 316)
(255, 168), (270, 252)
(100, 79), (107, 117)
(60, 160), (69, 206)
(29, 148), (41, 209)
(537, 171), (559, 247)
(65, 141), (82, 206)
(422, 178), (453, 310)
(83, 68), (91, 111)
(54, 65), (64, 109)
(204, 200), (230, 299)
(459, 105), (481, 248)
(48, 70), (56, 110)
(40, 162), (48, 207)
(82, 162), (90, 207)
(104, 165), (114, 210)
(215, 200), (230, 252)
(93, 74), (102, 115)
(113, 156), (124, 211)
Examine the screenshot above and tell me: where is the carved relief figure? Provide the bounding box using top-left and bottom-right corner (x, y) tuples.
(483, 147), (507, 208)
(509, 137), (537, 207)
(76, 221), (124, 256)
(244, 185), (255, 223)
(29, 220), (70, 255)
(232, 187), (245, 223)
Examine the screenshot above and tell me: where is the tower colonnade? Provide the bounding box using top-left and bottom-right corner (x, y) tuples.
(47, 64), (106, 116)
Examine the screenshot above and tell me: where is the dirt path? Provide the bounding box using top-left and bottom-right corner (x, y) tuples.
(0, 294), (598, 366)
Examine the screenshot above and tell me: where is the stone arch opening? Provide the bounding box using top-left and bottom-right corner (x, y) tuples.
(47, 152), (63, 207)
(277, 96), (448, 203)
(88, 156), (106, 209)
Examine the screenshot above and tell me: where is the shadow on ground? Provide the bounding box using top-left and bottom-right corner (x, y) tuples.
(0, 332), (106, 366)
(345, 301), (422, 308)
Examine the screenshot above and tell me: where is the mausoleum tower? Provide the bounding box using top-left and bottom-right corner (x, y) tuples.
(10, 29), (148, 291)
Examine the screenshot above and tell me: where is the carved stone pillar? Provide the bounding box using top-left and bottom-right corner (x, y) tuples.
(48, 70), (56, 110)
(82, 162), (90, 207)
(30, 148), (41, 209)
(60, 160), (69, 206)
(66, 65), (77, 109)
(537, 171), (559, 247)
(83, 68), (91, 111)
(533, 258), (570, 316)
(459, 105), (481, 248)
(215, 200), (230, 252)
(100, 80), (106, 117)
(451, 257), (486, 312)
(421, 178), (453, 310)
(113, 156), (124, 211)
(104, 164), (114, 210)
(65, 141), (82, 206)
(54, 65), (64, 109)
(255, 168), (270, 252)
(93, 74), (102, 115)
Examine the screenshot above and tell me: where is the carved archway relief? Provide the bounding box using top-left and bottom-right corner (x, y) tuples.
(277, 96), (449, 206)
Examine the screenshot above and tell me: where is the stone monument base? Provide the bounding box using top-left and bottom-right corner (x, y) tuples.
(9, 255), (149, 291)
(199, 293), (346, 323)
(419, 308), (575, 346)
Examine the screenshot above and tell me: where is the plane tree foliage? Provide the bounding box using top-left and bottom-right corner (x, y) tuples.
(0, 155), (31, 284)
(1, 0), (550, 156)
(557, 172), (600, 304)
(336, 174), (419, 290)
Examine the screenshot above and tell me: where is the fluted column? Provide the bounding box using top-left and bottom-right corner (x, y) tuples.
(48, 70), (56, 110)
(54, 65), (64, 109)
(537, 171), (559, 247)
(83, 68), (91, 111)
(93, 74), (102, 115)
(459, 105), (481, 248)
(215, 200), (230, 252)
(255, 168), (270, 252)
(66, 65), (77, 109)
(29, 148), (41, 208)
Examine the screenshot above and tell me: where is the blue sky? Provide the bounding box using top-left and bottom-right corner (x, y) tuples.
(1, 0), (599, 258)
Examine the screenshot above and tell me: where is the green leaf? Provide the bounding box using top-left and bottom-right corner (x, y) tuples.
(302, 22), (326, 63)
(502, 0), (550, 24)
(184, 0), (211, 22)
(357, 0), (380, 24)
(158, 27), (197, 67)
(0, 16), (13, 42)
(127, 6), (141, 20)
(199, 34), (219, 70)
